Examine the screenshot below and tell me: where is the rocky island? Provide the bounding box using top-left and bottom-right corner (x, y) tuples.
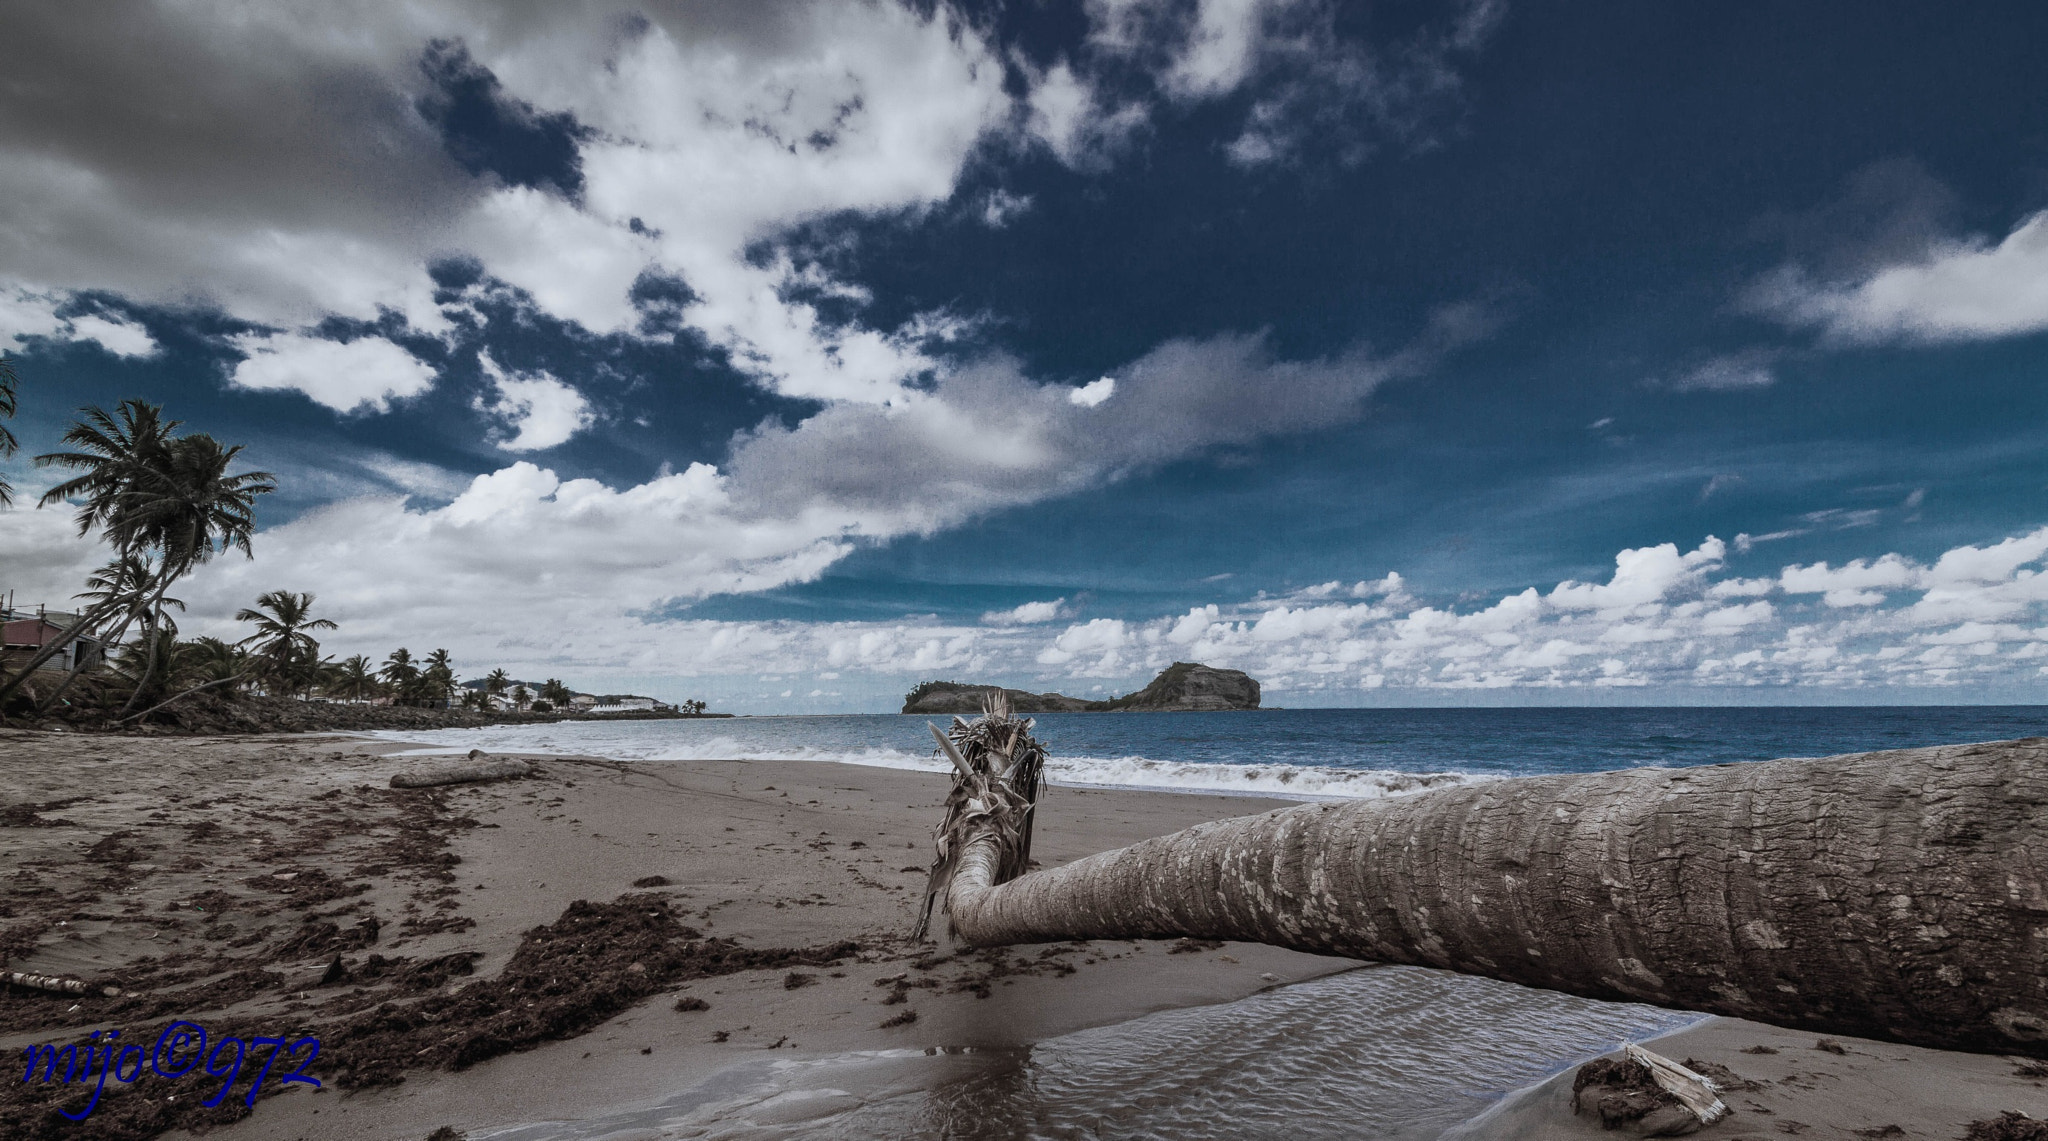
(902, 661), (1261, 714)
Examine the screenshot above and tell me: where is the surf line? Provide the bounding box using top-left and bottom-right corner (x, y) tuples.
(19, 1020), (322, 1121)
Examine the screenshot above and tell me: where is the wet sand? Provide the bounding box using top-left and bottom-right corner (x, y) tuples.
(0, 730), (1348, 1140)
(2, 728), (2043, 1140)
(1454, 1014), (2048, 1140)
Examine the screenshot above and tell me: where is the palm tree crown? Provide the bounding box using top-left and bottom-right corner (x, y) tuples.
(235, 591), (337, 695)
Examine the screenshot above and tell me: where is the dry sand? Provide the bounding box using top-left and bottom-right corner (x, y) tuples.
(2, 727), (2043, 1140)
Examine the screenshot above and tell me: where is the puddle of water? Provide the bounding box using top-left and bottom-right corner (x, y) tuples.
(479, 966), (1700, 1141)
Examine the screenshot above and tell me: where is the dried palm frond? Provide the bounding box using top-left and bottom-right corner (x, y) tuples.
(911, 692), (1047, 941)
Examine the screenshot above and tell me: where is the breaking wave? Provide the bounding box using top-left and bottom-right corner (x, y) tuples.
(364, 724), (1478, 801)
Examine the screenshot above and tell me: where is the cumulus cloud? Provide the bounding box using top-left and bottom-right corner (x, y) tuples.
(0, 0), (1014, 404)
(228, 332), (437, 414)
(1749, 208), (2048, 345)
(1069, 376), (1116, 407)
(984, 598), (1070, 625)
(474, 352), (593, 451)
(9, 499), (2030, 702)
(0, 285), (157, 357)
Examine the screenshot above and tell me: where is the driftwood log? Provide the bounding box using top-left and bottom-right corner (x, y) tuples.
(390, 750), (536, 789)
(5, 971), (122, 998)
(923, 725), (2048, 1058)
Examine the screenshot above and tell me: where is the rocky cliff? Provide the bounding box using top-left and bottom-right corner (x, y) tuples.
(901, 662), (1259, 714)
(1096, 662), (1260, 711)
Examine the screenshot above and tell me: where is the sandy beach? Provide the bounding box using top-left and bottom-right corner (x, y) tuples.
(3, 728), (2045, 1140)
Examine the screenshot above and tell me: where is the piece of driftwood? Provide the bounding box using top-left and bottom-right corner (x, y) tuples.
(1625, 1044), (1729, 1126)
(6, 971), (122, 998)
(390, 750), (536, 789)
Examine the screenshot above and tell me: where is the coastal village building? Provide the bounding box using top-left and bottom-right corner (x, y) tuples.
(1, 607), (103, 678)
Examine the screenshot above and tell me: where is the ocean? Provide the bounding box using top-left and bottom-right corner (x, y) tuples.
(370, 704), (2048, 800)
(374, 706), (2046, 1140)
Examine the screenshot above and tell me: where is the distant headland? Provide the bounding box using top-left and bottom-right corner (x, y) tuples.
(902, 661), (1261, 714)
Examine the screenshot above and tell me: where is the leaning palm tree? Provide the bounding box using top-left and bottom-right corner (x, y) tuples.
(0, 353), (18, 505)
(234, 591), (337, 697)
(31, 554), (183, 712)
(918, 704), (2048, 1060)
(0, 405), (273, 710)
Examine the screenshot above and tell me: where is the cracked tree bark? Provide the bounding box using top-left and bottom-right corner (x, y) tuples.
(932, 735), (2048, 1057)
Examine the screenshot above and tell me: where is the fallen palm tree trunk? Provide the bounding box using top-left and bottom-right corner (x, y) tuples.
(921, 721), (2048, 1058)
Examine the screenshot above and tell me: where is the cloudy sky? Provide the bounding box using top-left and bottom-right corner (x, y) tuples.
(4, 0), (2048, 711)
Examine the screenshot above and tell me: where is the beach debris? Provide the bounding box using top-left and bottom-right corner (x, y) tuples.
(1626, 1045), (1730, 1123)
(1965, 1112), (2048, 1141)
(390, 750), (536, 788)
(1813, 1037), (1849, 1054)
(1571, 1046), (1727, 1135)
(879, 1010), (918, 1028)
(4, 970), (122, 998)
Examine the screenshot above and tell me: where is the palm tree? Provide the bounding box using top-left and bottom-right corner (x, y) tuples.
(484, 667), (510, 710)
(31, 554), (184, 712)
(423, 648), (457, 707)
(234, 591), (338, 698)
(0, 403), (273, 709)
(0, 353), (18, 506)
(917, 709), (2048, 1059)
(181, 637), (248, 687)
(538, 678), (572, 707)
(329, 654), (380, 703)
(510, 683), (530, 711)
(381, 648), (423, 706)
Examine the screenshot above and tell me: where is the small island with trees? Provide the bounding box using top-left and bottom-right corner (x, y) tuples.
(902, 661), (1260, 714)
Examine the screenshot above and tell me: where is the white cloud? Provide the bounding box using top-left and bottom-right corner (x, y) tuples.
(1663, 351), (1775, 393)
(14, 513), (2007, 704)
(1, 1), (1015, 405)
(1750, 209), (2048, 344)
(474, 352), (593, 451)
(0, 285), (158, 357)
(228, 332), (436, 414)
(984, 598), (1070, 625)
(1069, 376), (1116, 407)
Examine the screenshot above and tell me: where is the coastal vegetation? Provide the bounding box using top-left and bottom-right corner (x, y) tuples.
(920, 702), (2048, 1059)
(0, 376), (710, 728)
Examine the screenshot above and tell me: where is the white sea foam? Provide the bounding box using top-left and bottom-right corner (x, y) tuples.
(362, 726), (1478, 801)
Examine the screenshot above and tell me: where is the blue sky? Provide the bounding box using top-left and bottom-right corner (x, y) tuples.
(4, 0), (2048, 711)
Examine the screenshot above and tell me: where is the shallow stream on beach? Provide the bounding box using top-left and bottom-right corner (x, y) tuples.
(472, 965), (1699, 1141)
